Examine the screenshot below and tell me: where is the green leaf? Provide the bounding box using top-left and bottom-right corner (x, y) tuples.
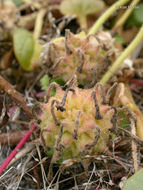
(40, 76), (65, 96)
(133, 4), (143, 24)
(118, 111), (130, 129)
(127, 4), (143, 27)
(122, 169), (143, 190)
(11, 0), (23, 6)
(13, 28), (34, 71)
(40, 75), (50, 91)
(50, 78), (65, 96)
(60, 0), (105, 17)
(46, 149), (54, 158)
(56, 158), (63, 165)
(13, 28), (42, 71)
(51, 78), (65, 86)
(50, 89), (56, 97)
(114, 34), (125, 44)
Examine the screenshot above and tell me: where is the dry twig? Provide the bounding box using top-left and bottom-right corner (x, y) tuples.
(0, 130), (28, 145)
(0, 75), (33, 119)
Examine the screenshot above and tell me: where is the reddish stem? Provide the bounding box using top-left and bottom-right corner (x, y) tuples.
(0, 124), (36, 175)
(94, 186), (101, 190)
(130, 79), (143, 87)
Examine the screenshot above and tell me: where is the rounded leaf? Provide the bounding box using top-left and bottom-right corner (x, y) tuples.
(60, 0), (105, 17)
(13, 28), (34, 71)
(122, 169), (143, 190)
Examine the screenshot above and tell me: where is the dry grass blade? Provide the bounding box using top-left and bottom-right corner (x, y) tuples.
(130, 118), (139, 172)
(36, 145), (48, 190)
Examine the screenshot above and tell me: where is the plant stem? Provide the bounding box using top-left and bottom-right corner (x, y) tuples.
(79, 15), (87, 30)
(88, 0), (130, 35)
(112, 0), (141, 33)
(33, 9), (46, 41)
(100, 25), (143, 85)
(0, 124), (36, 175)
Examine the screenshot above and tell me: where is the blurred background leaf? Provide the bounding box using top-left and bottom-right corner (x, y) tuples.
(127, 3), (143, 27)
(122, 169), (143, 190)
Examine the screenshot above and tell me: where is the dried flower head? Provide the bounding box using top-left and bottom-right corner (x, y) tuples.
(39, 76), (118, 163)
(41, 30), (117, 86)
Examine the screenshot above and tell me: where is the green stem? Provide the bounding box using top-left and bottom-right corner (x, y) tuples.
(79, 15), (87, 30)
(88, 0), (131, 35)
(113, 0), (141, 31)
(100, 25), (143, 85)
(33, 9), (46, 41)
